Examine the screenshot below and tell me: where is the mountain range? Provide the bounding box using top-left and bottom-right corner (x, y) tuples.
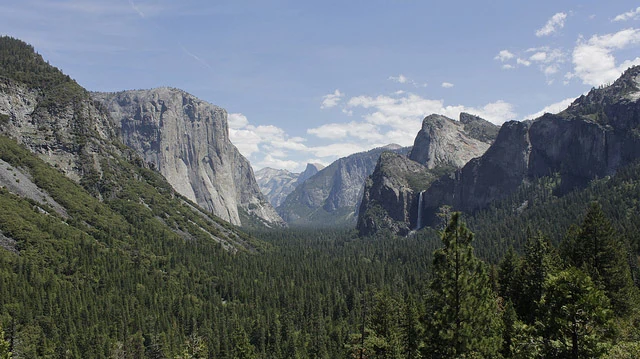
(357, 66), (640, 236)
(0, 36), (268, 251)
(255, 162), (324, 208)
(276, 144), (410, 227)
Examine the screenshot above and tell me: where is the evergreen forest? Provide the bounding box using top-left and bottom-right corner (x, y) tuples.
(0, 36), (639, 358)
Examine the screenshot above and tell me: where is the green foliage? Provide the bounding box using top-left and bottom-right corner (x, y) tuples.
(425, 213), (503, 358)
(537, 268), (613, 358)
(518, 232), (558, 323)
(0, 324), (10, 359)
(561, 202), (639, 315)
(604, 341), (640, 359)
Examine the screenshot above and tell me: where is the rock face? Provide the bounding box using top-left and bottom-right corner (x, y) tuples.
(0, 37), (260, 250)
(0, 79), (119, 184)
(357, 152), (433, 236)
(255, 163), (324, 208)
(357, 114), (498, 236)
(278, 145), (409, 227)
(297, 163), (325, 184)
(418, 66), (640, 227)
(409, 113), (497, 169)
(93, 89), (284, 227)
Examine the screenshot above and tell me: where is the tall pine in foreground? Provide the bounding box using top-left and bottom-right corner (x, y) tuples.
(425, 213), (502, 358)
(561, 202), (638, 315)
(537, 267), (613, 358)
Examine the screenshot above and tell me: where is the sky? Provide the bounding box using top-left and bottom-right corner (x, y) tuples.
(2, 0), (640, 172)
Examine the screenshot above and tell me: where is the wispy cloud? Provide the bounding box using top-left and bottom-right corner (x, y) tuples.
(321, 89), (343, 109)
(495, 50), (514, 62)
(129, 0), (145, 18)
(181, 46), (213, 70)
(441, 82), (454, 88)
(613, 7), (640, 22)
(388, 74), (427, 87)
(536, 12), (567, 37)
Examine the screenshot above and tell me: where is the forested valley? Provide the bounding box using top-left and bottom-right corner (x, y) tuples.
(0, 36), (639, 358)
(1, 150), (640, 358)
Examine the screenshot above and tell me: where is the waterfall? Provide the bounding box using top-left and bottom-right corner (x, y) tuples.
(415, 191), (424, 230)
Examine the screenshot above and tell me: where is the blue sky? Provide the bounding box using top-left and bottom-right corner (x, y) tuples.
(2, 1), (640, 172)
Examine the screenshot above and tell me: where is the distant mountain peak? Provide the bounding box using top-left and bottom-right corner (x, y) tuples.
(381, 143), (403, 150)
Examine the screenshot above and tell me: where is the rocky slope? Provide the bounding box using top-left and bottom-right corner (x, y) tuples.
(0, 36), (259, 250)
(415, 66), (640, 228)
(93, 89), (284, 227)
(255, 163), (324, 208)
(409, 112), (498, 169)
(278, 145), (409, 227)
(356, 152), (434, 236)
(357, 114), (498, 236)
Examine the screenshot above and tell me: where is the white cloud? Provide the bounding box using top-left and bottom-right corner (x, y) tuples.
(388, 74), (426, 87)
(389, 74), (408, 84)
(441, 82), (454, 88)
(571, 28), (640, 86)
(502, 64), (515, 70)
(307, 122), (383, 142)
(258, 155), (300, 172)
(536, 12), (567, 37)
(228, 128), (262, 157)
(468, 101), (517, 125)
(517, 58), (531, 66)
(308, 143), (371, 158)
(530, 52), (547, 62)
(495, 50), (515, 62)
(227, 113), (249, 129)
(523, 97), (577, 120)
(320, 89), (343, 109)
(613, 7), (640, 22)
(544, 65), (559, 76)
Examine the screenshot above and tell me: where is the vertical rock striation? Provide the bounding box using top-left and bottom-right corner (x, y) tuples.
(93, 88), (284, 227)
(418, 66), (640, 227)
(357, 113), (498, 236)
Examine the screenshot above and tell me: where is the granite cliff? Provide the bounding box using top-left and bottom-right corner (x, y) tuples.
(278, 145), (409, 227)
(0, 36), (259, 250)
(409, 112), (498, 169)
(416, 66), (640, 228)
(93, 89), (284, 227)
(357, 114), (498, 236)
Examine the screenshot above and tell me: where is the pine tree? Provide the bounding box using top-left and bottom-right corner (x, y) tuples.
(367, 291), (402, 359)
(518, 231), (556, 323)
(0, 324), (10, 359)
(401, 296), (423, 359)
(425, 213), (503, 358)
(538, 268), (613, 358)
(562, 202), (638, 315)
(498, 246), (521, 304)
(231, 326), (256, 359)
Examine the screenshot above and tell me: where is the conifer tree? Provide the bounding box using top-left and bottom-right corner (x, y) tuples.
(425, 213), (502, 358)
(0, 324), (10, 359)
(401, 296), (423, 359)
(561, 202), (638, 315)
(498, 246), (521, 304)
(537, 267), (613, 358)
(518, 231), (556, 323)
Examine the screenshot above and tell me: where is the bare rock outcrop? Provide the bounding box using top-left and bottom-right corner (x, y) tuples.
(93, 89), (284, 227)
